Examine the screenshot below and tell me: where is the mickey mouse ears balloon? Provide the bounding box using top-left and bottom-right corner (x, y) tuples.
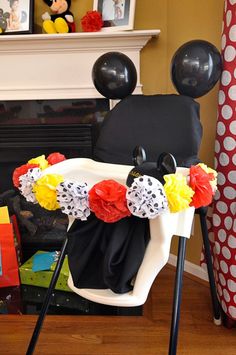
(92, 52), (137, 99)
(171, 40), (222, 98)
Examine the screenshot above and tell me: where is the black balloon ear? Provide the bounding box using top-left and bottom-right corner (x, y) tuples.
(157, 152), (177, 175)
(171, 39), (222, 98)
(92, 52), (137, 99)
(132, 146), (147, 166)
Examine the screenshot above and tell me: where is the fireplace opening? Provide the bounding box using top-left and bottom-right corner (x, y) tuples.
(0, 98), (109, 260)
(0, 98), (109, 192)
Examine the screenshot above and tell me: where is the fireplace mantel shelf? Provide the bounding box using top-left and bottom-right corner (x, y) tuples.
(0, 30), (160, 50)
(0, 29), (160, 101)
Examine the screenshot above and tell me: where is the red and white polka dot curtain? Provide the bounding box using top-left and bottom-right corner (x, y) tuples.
(207, 0), (236, 323)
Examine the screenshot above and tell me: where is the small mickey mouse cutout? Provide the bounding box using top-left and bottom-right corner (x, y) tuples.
(126, 146), (177, 187)
(132, 145), (147, 167)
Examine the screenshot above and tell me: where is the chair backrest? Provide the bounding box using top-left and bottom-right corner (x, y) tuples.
(94, 94), (202, 167)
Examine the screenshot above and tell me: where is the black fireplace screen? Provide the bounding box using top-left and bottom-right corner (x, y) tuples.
(0, 98), (109, 261)
(0, 98), (109, 192)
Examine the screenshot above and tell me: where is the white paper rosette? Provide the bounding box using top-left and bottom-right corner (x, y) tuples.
(56, 181), (90, 220)
(19, 167), (42, 203)
(126, 175), (168, 219)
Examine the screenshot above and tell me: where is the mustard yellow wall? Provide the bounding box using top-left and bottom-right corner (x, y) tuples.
(35, 0), (224, 265)
(136, 0), (224, 265)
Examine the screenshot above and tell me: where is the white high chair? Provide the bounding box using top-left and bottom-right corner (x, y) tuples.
(26, 158), (195, 355)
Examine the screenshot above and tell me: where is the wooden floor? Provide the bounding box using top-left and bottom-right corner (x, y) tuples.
(1, 265), (236, 355)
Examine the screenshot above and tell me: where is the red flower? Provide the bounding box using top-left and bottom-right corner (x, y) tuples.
(88, 179), (131, 223)
(47, 152), (66, 165)
(189, 165), (213, 208)
(12, 163), (39, 188)
(81, 11), (103, 32)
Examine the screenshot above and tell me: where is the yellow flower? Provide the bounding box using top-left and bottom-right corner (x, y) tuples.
(33, 174), (64, 210)
(164, 174), (194, 213)
(28, 155), (50, 170)
(197, 163), (218, 193)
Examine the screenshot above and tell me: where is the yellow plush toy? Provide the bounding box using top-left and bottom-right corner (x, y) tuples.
(42, 0), (75, 34)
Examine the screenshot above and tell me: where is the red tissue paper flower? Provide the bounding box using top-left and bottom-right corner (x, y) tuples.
(12, 163), (39, 188)
(88, 179), (131, 223)
(189, 165), (213, 208)
(47, 152), (66, 165)
(81, 11), (103, 32)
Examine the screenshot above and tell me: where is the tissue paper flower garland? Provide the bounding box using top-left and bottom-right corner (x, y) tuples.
(13, 163), (39, 188)
(188, 164), (217, 209)
(126, 175), (169, 218)
(12, 154), (217, 223)
(19, 167), (42, 204)
(57, 181), (90, 221)
(89, 180), (131, 223)
(12, 152), (66, 206)
(163, 174), (194, 213)
(33, 174), (64, 210)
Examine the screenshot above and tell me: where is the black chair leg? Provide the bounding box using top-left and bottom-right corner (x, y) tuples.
(26, 237), (69, 355)
(199, 207), (221, 324)
(168, 236), (186, 355)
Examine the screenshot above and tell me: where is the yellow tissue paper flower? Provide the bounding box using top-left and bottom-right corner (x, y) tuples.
(164, 173), (194, 213)
(28, 155), (49, 170)
(33, 174), (64, 210)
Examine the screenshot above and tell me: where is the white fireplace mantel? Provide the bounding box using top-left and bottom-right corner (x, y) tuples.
(0, 30), (160, 101)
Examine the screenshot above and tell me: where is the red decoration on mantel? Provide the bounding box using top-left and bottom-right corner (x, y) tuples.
(81, 11), (103, 32)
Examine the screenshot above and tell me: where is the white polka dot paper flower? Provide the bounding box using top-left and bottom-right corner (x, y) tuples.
(126, 175), (168, 219)
(19, 168), (42, 203)
(57, 181), (90, 220)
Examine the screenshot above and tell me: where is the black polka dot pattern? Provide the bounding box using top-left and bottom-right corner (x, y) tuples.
(126, 175), (168, 219)
(56, 181), (90, 220)
(19, 167), (42, 203)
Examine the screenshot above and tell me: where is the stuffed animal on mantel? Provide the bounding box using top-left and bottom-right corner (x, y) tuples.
(42, 0), (76, 34)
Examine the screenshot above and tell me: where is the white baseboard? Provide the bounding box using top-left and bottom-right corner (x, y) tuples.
(168, 253), (209, 282)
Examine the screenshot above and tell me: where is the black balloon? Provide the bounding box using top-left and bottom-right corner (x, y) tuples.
(92, 52), (137, 99)
(171, 40), (222, 98)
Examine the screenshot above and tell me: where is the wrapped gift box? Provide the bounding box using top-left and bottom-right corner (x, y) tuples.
(19, 251), (71, 292)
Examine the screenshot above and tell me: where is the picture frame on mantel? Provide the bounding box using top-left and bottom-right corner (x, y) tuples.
(0, 0), (34, 35)
(93, 0), (136, 31)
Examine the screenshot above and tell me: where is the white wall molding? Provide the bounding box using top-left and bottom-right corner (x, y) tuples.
(168, 253), (209, 282)
(0, 30), (160, 101)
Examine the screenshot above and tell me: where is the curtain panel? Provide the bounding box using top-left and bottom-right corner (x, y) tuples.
(207, 0), (236, 325)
